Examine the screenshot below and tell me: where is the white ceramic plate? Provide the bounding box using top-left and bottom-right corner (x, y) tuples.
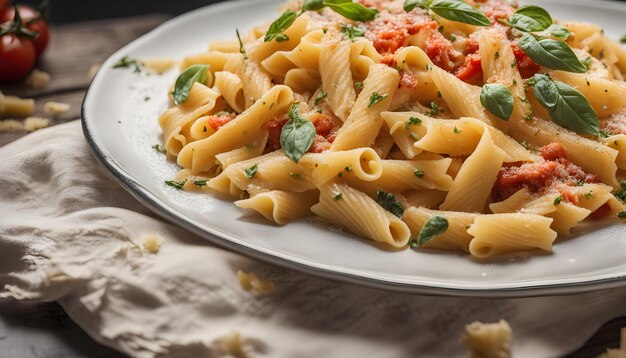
(83, 0), (626, 297)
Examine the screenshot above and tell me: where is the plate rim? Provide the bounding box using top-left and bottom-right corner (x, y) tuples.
(82, 0), (626, 297)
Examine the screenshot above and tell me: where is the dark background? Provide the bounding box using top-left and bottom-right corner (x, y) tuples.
(12, 0), (626, 24)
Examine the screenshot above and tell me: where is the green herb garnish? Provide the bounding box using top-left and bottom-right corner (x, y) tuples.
(480, 83), (514, 121)
(368, 92), (387, 108)
(410, 216), (449, 247)
(404, 0), (490, 27)
(165, 180), (186, 190)
(245, 164), (259, 179)
(172, 64), (210, 105)
(280, 103), (316, 163)
(530, 74), (599, 136)
(376, 190), (405, 218)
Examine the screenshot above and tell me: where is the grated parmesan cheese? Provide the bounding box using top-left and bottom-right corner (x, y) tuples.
(0, 119), (24, 132)
(141, 233), (164, 254)
(44, 101), (71, 116)
(598, 328), (626, 358)
(461, 320), (512, 358)
(25, 69), (51, 89)
(23, 117), (50, 132)
(237, 270), (275, 297)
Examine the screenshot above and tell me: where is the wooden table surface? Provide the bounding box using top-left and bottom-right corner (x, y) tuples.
(0, 14), (624, 358)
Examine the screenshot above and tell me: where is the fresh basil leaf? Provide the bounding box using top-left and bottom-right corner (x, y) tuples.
(519, 33), (587, 73)
(265, 10), (298, 42)
(280, 103), (316, 163)
(532, 74), (599, 136)
(303, 0), (325, 11)
(415, 216), (449, 246)
(375, 191), (405, 218)
(480, 84), (514, 121)
(324, 0), (378, 22)
(340, 23), (365, 41)
(173, 65), (209, 105)
(547, 24), (571, 40)
(403, 0), (429, 12)
(429, 0), (490, 27)
(509, 5), (552, 32)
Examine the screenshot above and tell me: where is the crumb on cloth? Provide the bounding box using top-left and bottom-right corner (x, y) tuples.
(23, 117), (50, 132)
(141, 233), (164, 254)
(237, 271), (275, 297)
(461, 320), (512, 358)
(44, 101), (71, 117)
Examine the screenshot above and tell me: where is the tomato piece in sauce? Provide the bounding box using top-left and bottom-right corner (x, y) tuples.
(493, 143), (598, 202)
(455, 53), (483, 83)
(206, 113), (236, 131)
(266, 115), (288, 151)
(511, 43), (541, 79)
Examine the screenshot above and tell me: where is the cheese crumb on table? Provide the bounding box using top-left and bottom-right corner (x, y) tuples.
(0, 119), (24, 132)
(461, 320), (512, 358)
(141, 233), (164, 254)
(44, 101), (71, 117)
(0, 91), (34, 117)
(23, 117), (51, 132)
(237, 271), (275, 297)
(25, 69), (51, 89)
(598, 328), (626, 358)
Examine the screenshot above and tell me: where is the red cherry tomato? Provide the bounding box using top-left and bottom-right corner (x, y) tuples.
(0, 33), (36, 81)
(1, 5), (49, 57)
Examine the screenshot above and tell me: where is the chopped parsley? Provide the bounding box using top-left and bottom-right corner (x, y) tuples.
(554, 195), (563, 205)
(152, 144), (166, 153)
(113, 56), (143, 73)
(368, 92), (387, 108)
(414, 169), (424, 178)
(333, 193), (343, 201)
(165, 180), (186, 190)
(426, 102), (440, 117)
(409, 133), (420, 141)
(376, 191), (405, 218)
(405, 116), (422, 129)
(450, 34), (457, 42)
(314, 90), (327, 106)
(193, 179), (209, 187)
(354, 81), (364, 90)
(577, 180), (585, 187)
(621, 34), (626, 44)
(345, 165), (352, 173)
(454, 127), (462, 134)
(245, 164), (259, 179)
(618, 211), (626, 219)
(619, 179), (626, 190)
(340, 23), (365, 41)
(583, 191), (593, 199)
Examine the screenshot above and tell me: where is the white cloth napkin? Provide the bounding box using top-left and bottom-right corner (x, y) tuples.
(1, 120), (625, 358)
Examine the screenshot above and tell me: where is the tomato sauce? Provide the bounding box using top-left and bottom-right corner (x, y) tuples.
(455, 53), (482, 83)
(364, 11), (460, 71)
(511, 43), (541, 79)
(206, 113), (236, 131)
(493, 143), (598, 202)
